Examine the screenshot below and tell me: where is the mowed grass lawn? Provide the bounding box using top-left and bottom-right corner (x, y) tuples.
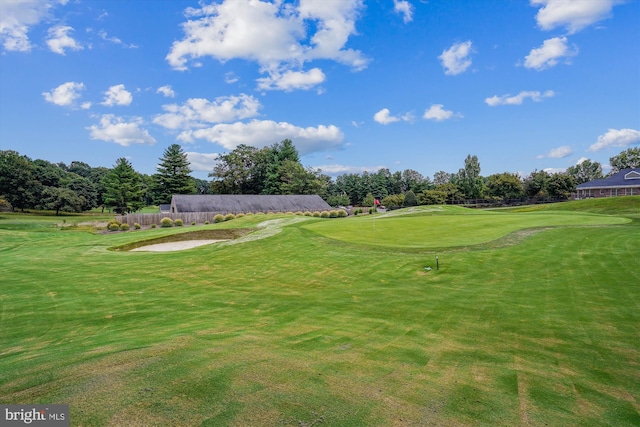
(1, 197), (639, 426)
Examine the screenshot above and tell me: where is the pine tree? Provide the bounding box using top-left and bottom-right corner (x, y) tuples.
(153, 144), (195, 203)
(102, 158), (145, 214)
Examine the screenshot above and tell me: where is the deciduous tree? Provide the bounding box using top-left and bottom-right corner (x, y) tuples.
(486, 172), (524, 199)
(566, 159), (603, 184)
(609, 148), (640, 173)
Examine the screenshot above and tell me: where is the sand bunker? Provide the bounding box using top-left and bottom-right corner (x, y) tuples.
(121, 216), (313, 252)
(130, 239), (228, 252)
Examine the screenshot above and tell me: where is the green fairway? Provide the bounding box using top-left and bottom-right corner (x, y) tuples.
(1, 199), (639, 426)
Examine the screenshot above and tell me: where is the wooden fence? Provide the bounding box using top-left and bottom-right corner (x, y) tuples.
(116, 210), (299, 226)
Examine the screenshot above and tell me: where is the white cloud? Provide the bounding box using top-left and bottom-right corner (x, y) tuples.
(101, 84), (133, 106)
(96, 29), (137, 48)
(0, 0), (67, 52)
(588, 128), (640, 151)
(46, 25), (82, 54)
(537, 145), (572, 159)
(374, 108), (399, 125)
(256, 68), (326, 91)
(156, 85), (175, 98)
(373, 108), (412, 125)
(178, 119), (344, 156)
(485, 90), (555, 106)
(185, 152), (219, 171)
(166, 0), (367, 91)
(153, 94), (261, 130)
(394, 0), (414, 23)
(423, 104), (461, 121)
(224, 72), (239, 84)
(531, 0), (617, 34)
(87, 114), (156, 146)
(543, 167), (566, 174)
(314, 164), (387, 176)
(524, 37), (577, 70)
(42, 81), (85, 107)
(439, 40), (473, 75)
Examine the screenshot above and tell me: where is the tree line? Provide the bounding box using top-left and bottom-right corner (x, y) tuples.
(1, 143), (638, 214)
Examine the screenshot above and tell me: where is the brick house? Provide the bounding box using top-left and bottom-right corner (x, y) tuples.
(575, 168), (640, 199)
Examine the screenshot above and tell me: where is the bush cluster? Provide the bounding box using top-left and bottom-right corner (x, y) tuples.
(304, 211), (313, 216)
(213, 214), (224, 223)
(329, 210), (338, 218)
(119, 223), (130, 231)
(337, 209), (347, 218)
(224, 213), (235, 221)
(175, 218), (184, 226)
(160, 217), (174, 227)
(312, 211), (321, 217)
(320, 211), (330, 218)
(107, 219), (121, 231)
(134, 223), (141, 230)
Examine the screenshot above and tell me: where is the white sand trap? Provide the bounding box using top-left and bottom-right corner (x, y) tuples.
(130, 239), (228, 252)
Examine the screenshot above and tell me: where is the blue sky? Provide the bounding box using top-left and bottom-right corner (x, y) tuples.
(1, 0), (639, 180)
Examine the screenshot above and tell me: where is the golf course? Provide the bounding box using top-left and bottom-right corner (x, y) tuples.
(1, 197), (639, 426)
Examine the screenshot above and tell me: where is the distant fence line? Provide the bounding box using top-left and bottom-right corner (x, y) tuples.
(116, 210), (296, 226)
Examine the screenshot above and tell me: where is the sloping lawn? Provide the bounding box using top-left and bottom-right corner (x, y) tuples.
(1, 202), (638, 426)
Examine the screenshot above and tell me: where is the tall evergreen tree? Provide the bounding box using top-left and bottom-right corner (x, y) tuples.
(102, 158), (145, 214)
(153, 144), (195, 203)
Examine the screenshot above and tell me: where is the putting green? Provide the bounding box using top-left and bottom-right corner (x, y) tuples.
(302, 207), (630, 248)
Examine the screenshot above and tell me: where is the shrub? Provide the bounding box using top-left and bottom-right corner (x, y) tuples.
(295, 211), (304, 216)
(107, 222), (120, 231)
(320, 211), (330, 218)
(160, 217), (174, 227)
(204, 221), (210, 225)
(191, 221), (196, 226)
(224, 213), (235, 221)
(337, 209), (347, 218)
(134, 223), (141, 230)
(285, 211), (294, 215)
(329, 210), (338, 218)
(236, 213), (245, 218)
(213, 214), (224, 223)
(312, 211), (321, 217)
(369, 208), (376, 214)
(245, 212), (253, 216)
(119, 223), (130, 231)
(303, 211), (313, 216)
(150, 224), (156, 228)
(175, 218), (184, 226)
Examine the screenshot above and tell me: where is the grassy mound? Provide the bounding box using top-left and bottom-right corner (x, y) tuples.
(301, 204), (629, 249)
